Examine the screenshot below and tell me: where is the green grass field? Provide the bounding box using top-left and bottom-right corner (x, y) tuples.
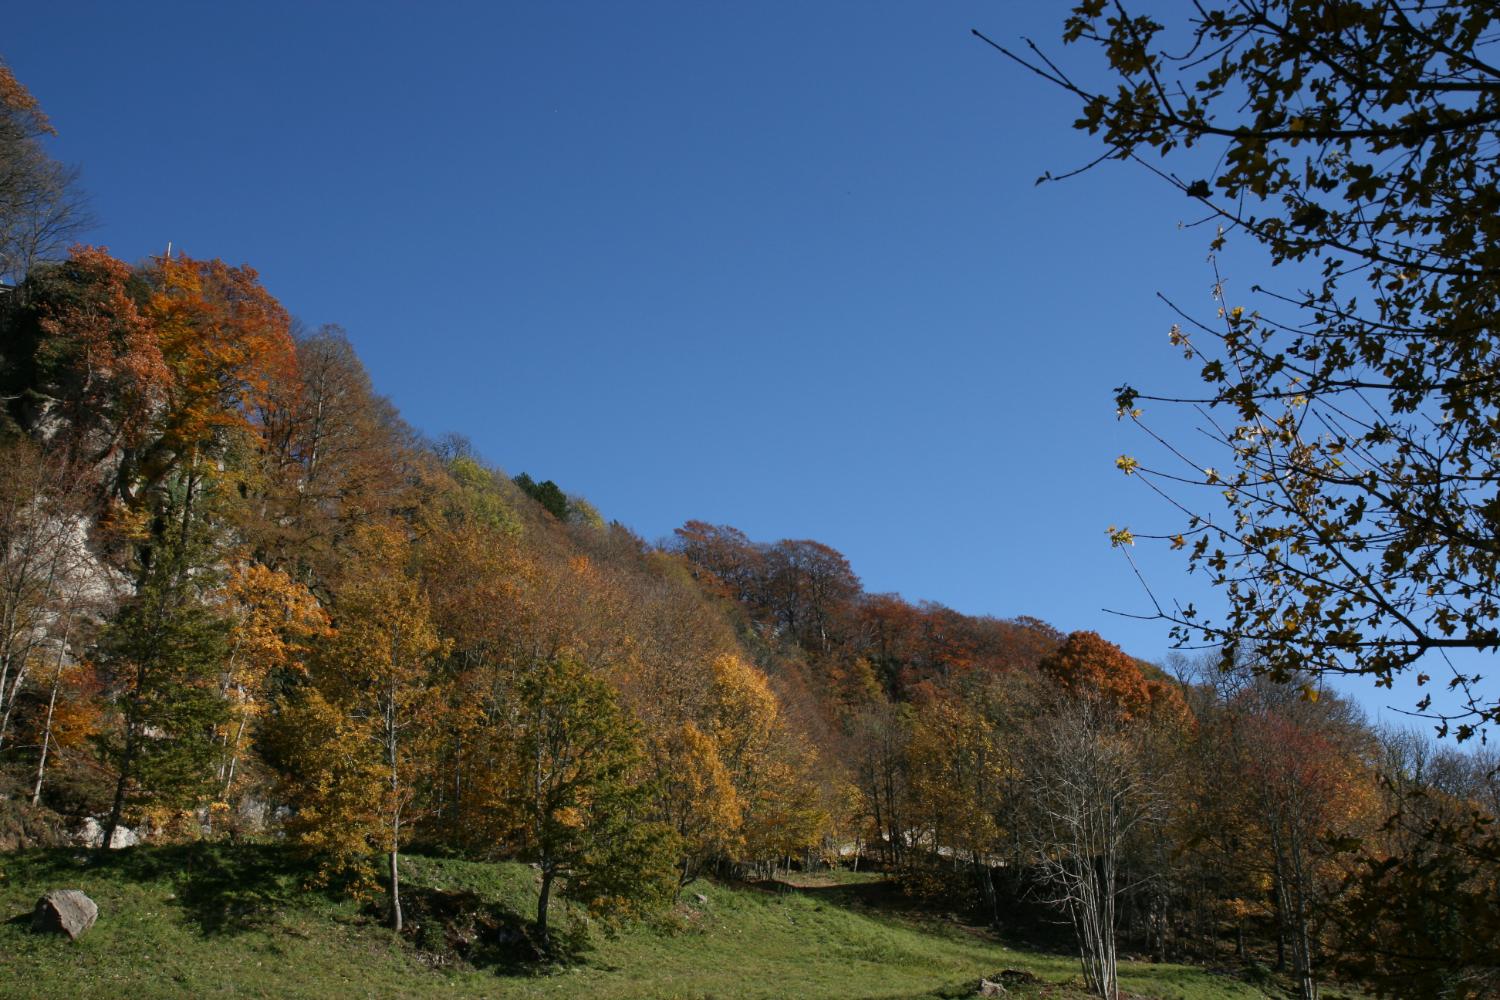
(0, 845), (1272, 999)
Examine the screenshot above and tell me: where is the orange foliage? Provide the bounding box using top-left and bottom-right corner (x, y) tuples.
(143, 254), (297, 462)
(0, 61), (53, 135)
(44, 660), (103, 750)
(1038, 630), (1187, 724)
(38, 246), (171, 462)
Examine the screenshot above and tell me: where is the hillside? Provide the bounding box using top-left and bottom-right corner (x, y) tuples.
(2, 42), (1498, 1000)
(0, 844), (1270, 1000)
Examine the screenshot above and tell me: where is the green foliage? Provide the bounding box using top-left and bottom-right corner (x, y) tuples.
(446, 456), (520, 535)
(504, 655), (680, 939)
(565, 494), (604, 530)
(95, 474), (231, 829)
(512, 472), (570, 522)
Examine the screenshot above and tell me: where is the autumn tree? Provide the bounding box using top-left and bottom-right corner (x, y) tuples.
(0, 436), (96, 755)
(652, 720), (743, 886)
(0, 60), (90, 285)
(413, 477), (535, 851)
(216, 561), (329, 814)
(11, 247), (169, 475)
(1014, 632), (1195, 997)
(27, 622), (101, 807)
(1327, 729), (1500, 999)
(994, 2), (1500, 736)
(848, 700), (910, 865)
(599, 577), (748, 887)
(762, 539), (861, 654)
(1236, 707), (1365, 999)
(276, 525), (447, 930)
(249, 325), (437, 584)
(445, 455), (521, 537)
(1176, 654), (1376, 999)
(132, 253), (297, 502)
(671, 520), (763, 606)
(671, 524), (863, 657)
(706, 653), (828, 874)
(271, 687), (386, 887)
(1039, 630), (1185, 722)
(904, 690), (1009, 920)
(498, 653), (678, 950)
(8, 248), (296, 510)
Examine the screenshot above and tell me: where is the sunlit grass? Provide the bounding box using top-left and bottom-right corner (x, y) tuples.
(0, 845), (1272, 999)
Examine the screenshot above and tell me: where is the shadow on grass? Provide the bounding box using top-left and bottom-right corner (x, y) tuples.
(768, 872), (1083, 963)
(768, 876), (906, 911)
(10, 843), (591, 976)
(399, 884), (589, 974)
(6, 842), (326, 937)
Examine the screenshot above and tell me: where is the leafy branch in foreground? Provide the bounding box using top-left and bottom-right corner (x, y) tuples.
(989, 1), (1500, 737)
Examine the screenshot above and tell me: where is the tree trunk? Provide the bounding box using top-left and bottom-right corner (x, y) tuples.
(1271, 834), (1288, 972)
(102, 740), (133, 851)
(0, 530), (64, 754)
(1287, 830), (1317, 1000)
(536, 867), (554, 949)
(976, 852), (999, 928)
(102, 672), (145, 853)
(221, 710), (249, 802)
(389, 846), (403, 932)
(31, 612), (74, 807)
(386, 677), (403, 932)
(0, 657), (30, 751)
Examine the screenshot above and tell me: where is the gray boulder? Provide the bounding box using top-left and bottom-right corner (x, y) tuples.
(31, 889), (98, 940)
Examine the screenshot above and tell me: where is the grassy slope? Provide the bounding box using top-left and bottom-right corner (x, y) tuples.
(0, 845), (1269, 1000)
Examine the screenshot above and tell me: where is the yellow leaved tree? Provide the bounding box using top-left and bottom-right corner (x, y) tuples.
(273, 524), (449, 931)
(217, 560), (330, 817)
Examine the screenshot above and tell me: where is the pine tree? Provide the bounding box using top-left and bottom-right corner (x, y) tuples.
(97, 476), (230, 847)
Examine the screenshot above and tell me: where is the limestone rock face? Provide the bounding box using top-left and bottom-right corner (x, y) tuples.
(74, 817), (138, 849)
(31, 889), (98, 940)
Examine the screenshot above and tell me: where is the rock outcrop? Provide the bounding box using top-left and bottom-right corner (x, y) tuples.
(74, 817), (138, 849)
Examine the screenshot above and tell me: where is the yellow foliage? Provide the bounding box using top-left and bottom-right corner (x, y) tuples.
(706, 654), (830, 862)
(273, 687), (385, 892)
(906, 696), (1009, 856)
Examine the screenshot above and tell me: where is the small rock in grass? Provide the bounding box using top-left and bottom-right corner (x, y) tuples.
(31, 889), (98, 940)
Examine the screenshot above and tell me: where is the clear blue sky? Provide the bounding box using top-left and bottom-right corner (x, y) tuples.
(4, 2), (1438, 725)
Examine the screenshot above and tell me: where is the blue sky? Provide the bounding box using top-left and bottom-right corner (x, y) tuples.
(4, 2), (1444, 726)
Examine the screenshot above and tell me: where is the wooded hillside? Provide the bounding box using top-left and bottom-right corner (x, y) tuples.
(1, 42), (1497, 1000)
